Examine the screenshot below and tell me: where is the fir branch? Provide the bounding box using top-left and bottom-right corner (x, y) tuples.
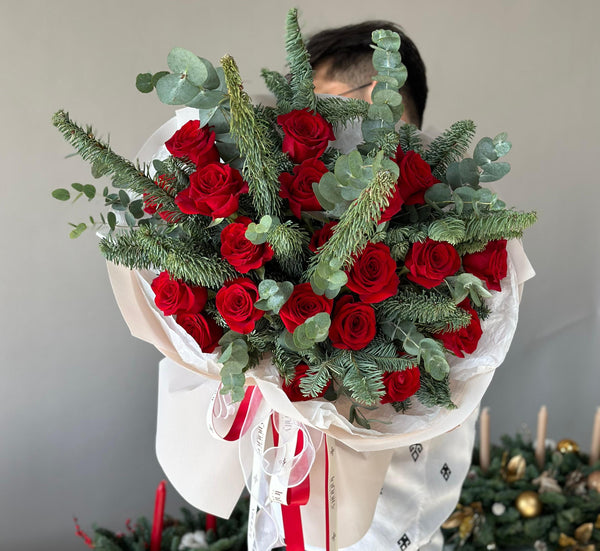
(308, 168), (398, 275)
(356, 340), (418, 372)
(383, 223), (428, 260)
(397, 123), (424, 154)
(285, 8), (316, 111)
(53, 110), (154, 195)
(260, 69), (293, 113)
(272, 344), (303, 383)
(424, 120), (477, 180)
(377, 289), (471, 330)
(221, 55), (282, 217)
(341, 350), (385, 406)
(299, 361), (332, 397)
(416, 371), (455, 409)
(267, 221), (310, 277)
(315, 96), (369, 127)
(462, 210), (537, 242)
(99, 226), (238, 287)
(369, 131), (401, 158)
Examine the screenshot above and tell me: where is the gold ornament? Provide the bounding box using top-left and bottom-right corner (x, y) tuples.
(557, 439), (580, 454)
(502, 454), (527, 483)
(515, 490), (542, 518)
(587, 470), (600, 492)
(558, 522), (595, 550)
(442, 503), (483, 541)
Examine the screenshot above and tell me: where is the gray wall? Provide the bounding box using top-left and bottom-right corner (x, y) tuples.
(2, 0), (598, 548)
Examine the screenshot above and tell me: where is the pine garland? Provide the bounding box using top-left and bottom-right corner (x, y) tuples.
(221, 55), (282, 218)
(416, 371), (455, 409)
(285, 8), (316, 111)
(424, 120), (477, 180)
(100, 226), (238, 287)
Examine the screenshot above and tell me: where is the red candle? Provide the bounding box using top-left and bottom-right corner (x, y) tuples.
(150, 480), (166, 551)
(205, 513), (217, 532)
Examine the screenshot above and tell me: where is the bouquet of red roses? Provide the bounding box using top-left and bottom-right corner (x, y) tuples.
(52, 9), (535, 428)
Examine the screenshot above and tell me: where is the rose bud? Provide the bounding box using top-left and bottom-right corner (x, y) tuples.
(151, 271), (207, 316)
(279, 282), (333, 333)
(277, 108), (335, 163)
(329, 295), (376, 351)
(405, 238), (460, 289)
(279, 158), (327, 218)
(462, 239), (508, 292)
(380, 366), (421, 404)
(215, 278), (264, 334)
(346, 242), (399, 303)
(176, 312), (222, 353)
(220, 217), (274, 274)
(165, 119), (220, 167)
(434, 299), (483, 358)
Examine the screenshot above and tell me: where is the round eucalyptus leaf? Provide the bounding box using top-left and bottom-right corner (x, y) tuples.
(187, 89), (227, 109)
(118, 189), (130, 207)
(107, 211), (117, 231)
(373, 88), (403, 107)
(372, 30), (401, 51)
(155, 73), (200, 105)
(128, 199), (144, 219)
(473, 137), (498, 165)
(52, 188), (70, 201)
(426, 354), (449, 381)
(458, 158), (480, 186)
(258, 279), (278, 298)
(83, 184), (96, 200)
(135, 73), (154, 93)
(373, 49), (402, 70)
(151, 71), (170, 87)
(69, 222), (87, 239)
(480, 162), (511, 183)
(368, 103), (394, 123)
(424, 182), (452, 204)
(167, 48), (212, 87)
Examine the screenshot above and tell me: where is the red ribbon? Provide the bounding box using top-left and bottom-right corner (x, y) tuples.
(210, 385), (260, 441)
(325, 435), (330, 551)
(271, 416), (311, 551)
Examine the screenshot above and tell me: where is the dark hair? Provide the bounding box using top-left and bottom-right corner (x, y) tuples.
(306, 21), (428, 128)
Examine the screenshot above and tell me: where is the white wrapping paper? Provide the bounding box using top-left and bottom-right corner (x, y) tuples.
(109, 108), (535, 549)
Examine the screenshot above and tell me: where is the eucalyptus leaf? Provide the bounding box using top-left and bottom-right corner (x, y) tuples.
(372, 88), (403, 107)
(155, 73), (200, 105)
(367, 103), (394, 123)
(167, 48), (216, 88)
(128, 199), (144, 219)
(187, 89), (227, 109)
(107, 211), (117, 231)
(424, 182), (452, 204)
(118, 190), (130, 207)
(71, 183), (84, 192)
(151, 71), (169, 87)
(480, 162), (511, 183)
(52, 188), (70, 201)
(135, 73), (154, 93)
(473, 137), (498, 165)
(69, 222), (87, 239)
(82, 184), (96, 200)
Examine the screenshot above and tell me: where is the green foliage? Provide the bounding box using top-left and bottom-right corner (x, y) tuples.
(221, 55), (282, 218)
(462, 210), (538, 242)
(254, 279), (294, 314)
(445, 433), (600, 551)
(424, 120), (477, 180)
(284, 8), (316, 111)
(446, 273), (493, 306)
(315, 96), (369, 127)
(377, 289), (472, 331)
(361, 30), (407, 144)
(309, 160), (398, 298)
(99, 226), (238, 288)
(261, 69), (293, 113)
(218, 335), (249, 402)
(397, 123), (424, 155)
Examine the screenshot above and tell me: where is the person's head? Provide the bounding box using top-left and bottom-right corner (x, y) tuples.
(306, 21), (428, 129)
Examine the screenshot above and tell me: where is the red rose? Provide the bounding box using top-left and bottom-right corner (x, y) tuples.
(394, 147), (439, 205)
(309, 221), (337, 253)
(380, 366), (421, 404)
(329, 295), (376, 350)
(176, 312), (222, 353)
(279, 282), (333, 333)
(379, 185), (405, 223)
(346, 242), (399, 303)
(462, 239), (508, 292)
(220, 217), (274, 274)
(175, 163), (248, 219)
(215, 278), (264, 334)
(165, 120), (220, 167)
(405, 238), (460, 289)
(282, 363), (329, 402)
(151, 271), (207, 316)
(434, 299), (482, 358)
(277, 108), (335, 163)
(279, 158), (327, 218)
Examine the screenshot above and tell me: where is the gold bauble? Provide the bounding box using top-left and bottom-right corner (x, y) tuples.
(587, 470), (600, 492)
(503, 454), (527, 483)
(515, 490), (542, 518)
(557, 439), (580, 454)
